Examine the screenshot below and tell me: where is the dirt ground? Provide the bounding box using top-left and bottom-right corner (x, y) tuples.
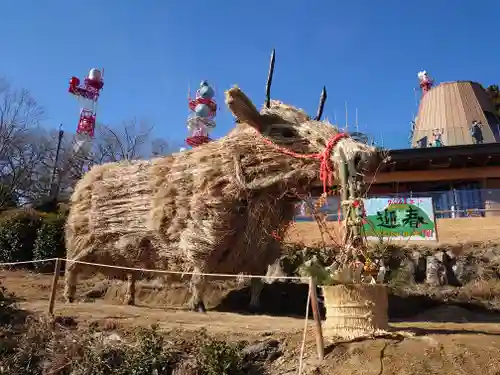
(2, 269), (500, 374)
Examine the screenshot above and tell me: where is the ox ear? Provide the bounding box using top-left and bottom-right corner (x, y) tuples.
(225, 86), (266, 132)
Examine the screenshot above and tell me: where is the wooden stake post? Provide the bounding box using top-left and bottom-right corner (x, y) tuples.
(309, 278), (325, 360)
(48, 258), (61, 316)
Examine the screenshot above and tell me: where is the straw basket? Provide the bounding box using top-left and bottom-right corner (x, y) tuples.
(322, 284), (389, 340)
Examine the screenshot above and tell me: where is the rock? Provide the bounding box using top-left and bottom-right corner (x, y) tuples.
(452, 259), (465, 283)
(83, 281), (109, 299)
(425, 251), (464, 286)
(426, 255), (444, 286)
(264, 261), (287, 284)
(92, 332), (123, 345)
(482, 248), (500, 262)
(105, 333), (123, 344)
(393, 251), (427, 284)
(395, 258), (416, 284)
(242, 339), (282, 361)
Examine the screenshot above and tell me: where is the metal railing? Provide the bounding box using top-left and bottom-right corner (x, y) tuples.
(293, 188), (500, 221)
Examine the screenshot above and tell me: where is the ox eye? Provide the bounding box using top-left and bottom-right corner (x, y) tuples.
(281, 128), (296, 138)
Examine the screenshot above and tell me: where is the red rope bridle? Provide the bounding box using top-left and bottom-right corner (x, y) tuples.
(260, 132), (350, 194)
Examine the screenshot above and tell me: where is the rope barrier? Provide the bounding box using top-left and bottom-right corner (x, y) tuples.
(0, 258), (58, 266)
(64, 259), (309, 281)
(0, 257), (309, 281)
(0, 257), (326, 307)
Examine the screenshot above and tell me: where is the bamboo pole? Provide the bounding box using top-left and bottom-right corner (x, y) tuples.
(48, 258), (61, 316)
(340, 161), (350, 241)
(309, 278), (324, 360)
(348, 177), (361, 245)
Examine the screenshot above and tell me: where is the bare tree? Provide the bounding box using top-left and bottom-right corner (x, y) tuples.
(91, 118), (154, 164)
(0, 78), (49, 206)
(151, 137), (171, 157)
(55, 119), (173, 200)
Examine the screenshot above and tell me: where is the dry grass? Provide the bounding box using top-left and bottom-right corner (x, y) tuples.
(0, 315), (263, 375)
(0, 279), (275, 374)
(6, 312), (500, 375)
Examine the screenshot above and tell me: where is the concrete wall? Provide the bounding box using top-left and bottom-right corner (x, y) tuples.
(286, 217), (500, 246)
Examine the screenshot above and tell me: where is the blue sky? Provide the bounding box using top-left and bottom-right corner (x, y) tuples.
(1, 1), (499, 150)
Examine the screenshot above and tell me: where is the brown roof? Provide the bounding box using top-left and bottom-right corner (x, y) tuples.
(412, 81), (500, 147)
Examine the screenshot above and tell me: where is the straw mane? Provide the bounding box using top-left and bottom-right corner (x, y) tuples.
(64, 87), (377, 308)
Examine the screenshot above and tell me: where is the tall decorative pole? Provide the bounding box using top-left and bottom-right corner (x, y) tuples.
(186, 81), (217, 148)
(68, 68), (104, 156)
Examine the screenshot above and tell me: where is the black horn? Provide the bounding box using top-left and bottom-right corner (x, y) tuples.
(314, 86), (327, 121)
(265, 49), (276, 108)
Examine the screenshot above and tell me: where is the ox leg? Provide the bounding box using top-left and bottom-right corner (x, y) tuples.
(64, 266), (78, 303)
(249, 278), (264, 311)
(125, 273), (136, 306)
(189, 268), (207, 313)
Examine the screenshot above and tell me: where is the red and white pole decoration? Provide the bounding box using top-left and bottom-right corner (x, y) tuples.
(68, 68), (104, 154)
(417, 70), (433, 96)
(186, 80), (217, 148)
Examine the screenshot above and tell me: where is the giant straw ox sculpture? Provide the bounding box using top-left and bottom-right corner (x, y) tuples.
(64, 86), (379, 312)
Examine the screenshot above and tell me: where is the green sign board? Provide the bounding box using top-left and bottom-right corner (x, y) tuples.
(362, 197), (437, 241)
